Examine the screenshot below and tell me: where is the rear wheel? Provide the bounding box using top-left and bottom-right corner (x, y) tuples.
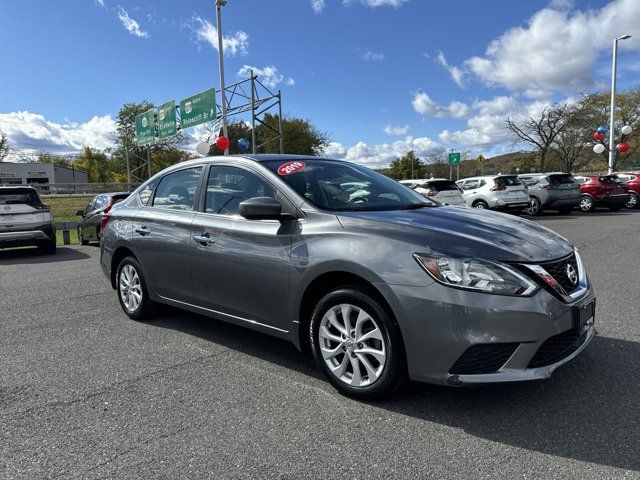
(310, 287), (407, 400)
(579, 195), (595, 213)
(527, 197), (542, 216)
(116, 256), (154, 320)
(472, 200), (488, 210)
(78, 227), (89, 246)
(40, 237), (57, 255)
(626, 193), (638, 209)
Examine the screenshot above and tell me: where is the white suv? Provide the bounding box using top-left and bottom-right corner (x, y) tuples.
(0, 186), (56, 254)
(456, 175), (530, 213)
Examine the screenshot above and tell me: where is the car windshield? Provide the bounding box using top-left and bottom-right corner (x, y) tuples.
(0, 189), (41, 205)
(264, 159), (436, 211)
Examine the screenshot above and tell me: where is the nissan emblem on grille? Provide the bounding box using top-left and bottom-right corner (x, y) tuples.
(566, 264), (578, 285)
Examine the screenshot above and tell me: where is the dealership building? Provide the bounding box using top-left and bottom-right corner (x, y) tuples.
(0, 162), (88, 186)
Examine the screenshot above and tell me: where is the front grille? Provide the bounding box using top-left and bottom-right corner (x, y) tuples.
(449, 343), (520, 375)
(538, 253), (579, 294)
(528, 328), (587, 369)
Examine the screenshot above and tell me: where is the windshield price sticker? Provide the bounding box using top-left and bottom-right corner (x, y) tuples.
(278, 161), (305, 175)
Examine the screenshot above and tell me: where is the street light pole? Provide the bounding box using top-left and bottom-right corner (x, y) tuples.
(608, 34), (632, 174)
(215, 0), (229, 155)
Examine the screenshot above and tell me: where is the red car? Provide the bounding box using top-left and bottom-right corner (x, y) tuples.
(574, 175), (629, 212)
(616, 172), (640, 209)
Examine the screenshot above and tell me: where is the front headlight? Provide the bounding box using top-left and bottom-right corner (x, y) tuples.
(414, 253), (538, 296)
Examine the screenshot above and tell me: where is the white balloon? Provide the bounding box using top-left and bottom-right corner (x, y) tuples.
(593, 143), (605, 154)
(196, 141), (210, 156)
(621, 125), (632, 135)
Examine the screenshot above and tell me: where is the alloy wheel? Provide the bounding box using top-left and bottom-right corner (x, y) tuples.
(579, 197), (593, 212)
(318, 304), (386, 387)
(626, 194), (638, 209)
(528, 198), (540, 215)
(119, 264), (142, 313)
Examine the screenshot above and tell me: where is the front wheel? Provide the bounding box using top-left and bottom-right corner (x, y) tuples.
(473, 200), (488, 209)
(527, 197), (542, 216)
(625, 193), (638, 209)
(116, 256), (154, 320)
(310, 287), (407, 400)
(579, 195), (595, 213)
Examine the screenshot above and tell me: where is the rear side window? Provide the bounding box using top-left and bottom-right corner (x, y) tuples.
(599, 176), (622, 185)
(94, 196), (109, 210)
(425, 180), (459, 192)
(139, 181), (156, 206)
(0, 189), (42, 206)
(494, 176), (522, 186)
(548, 174), (575, 184)
(152, 167), (203, 211)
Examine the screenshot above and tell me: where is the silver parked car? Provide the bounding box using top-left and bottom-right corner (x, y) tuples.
(101, 155), (595, 399)
(456, 175), (530, 213)
(399, 179), (466, 206)
(517, 173), (580, 215)
(0, 186), (56, 254)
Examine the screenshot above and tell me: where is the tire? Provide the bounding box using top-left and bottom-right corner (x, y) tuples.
(309, 287), (407, 400)
(527, 197), (542, 216)
(472, 200), (489, 210)
(625, 193), (638, 210)
(116, 256), (154, 321)
(40, 237), (57, 255)
(579, 195), (595, 213)
(558, 206), (574, 214)
(78, 227), (89, 246)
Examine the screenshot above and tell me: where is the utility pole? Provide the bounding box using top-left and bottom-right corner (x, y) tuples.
(608, 34), (632, 174)
(215, 0), (229, 155)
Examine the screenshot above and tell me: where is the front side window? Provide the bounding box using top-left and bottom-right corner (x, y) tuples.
(264, 159), (434, 211)
(205, 165), (277, 216)
(152, 167), (203, 211)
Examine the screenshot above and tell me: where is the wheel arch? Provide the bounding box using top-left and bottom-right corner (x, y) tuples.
(110, 246), (138, 289)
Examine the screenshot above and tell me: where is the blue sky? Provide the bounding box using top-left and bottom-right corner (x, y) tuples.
(1, 0), (639, 167)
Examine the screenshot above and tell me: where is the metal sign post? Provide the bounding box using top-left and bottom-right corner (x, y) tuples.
(448, 151), (461, 180)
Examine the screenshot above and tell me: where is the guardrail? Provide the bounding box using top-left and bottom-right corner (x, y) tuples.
(34, 183), (136, 195)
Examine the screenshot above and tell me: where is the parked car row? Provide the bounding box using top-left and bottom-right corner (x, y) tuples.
(400, 171), (639, 215)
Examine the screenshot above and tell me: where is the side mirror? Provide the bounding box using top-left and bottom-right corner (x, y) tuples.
(239, 197), (283, 220)
(75, 210), (84, 216)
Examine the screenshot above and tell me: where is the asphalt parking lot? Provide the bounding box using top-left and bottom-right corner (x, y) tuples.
(1, 210), (639, 479)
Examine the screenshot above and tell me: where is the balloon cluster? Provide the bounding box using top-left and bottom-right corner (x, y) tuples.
(195, 136), (251, 156)
(592, 124), (633, 155)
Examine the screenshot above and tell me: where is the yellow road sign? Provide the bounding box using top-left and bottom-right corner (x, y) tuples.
(476, 155), (486, 164)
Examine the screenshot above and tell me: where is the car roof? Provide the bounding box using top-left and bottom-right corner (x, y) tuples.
(236, 154), (341, 163)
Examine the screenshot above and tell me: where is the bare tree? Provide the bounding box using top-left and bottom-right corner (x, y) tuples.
(506, 104), (570, 172)
(0, 133), (9, 161)
(551, 105), (590, 173)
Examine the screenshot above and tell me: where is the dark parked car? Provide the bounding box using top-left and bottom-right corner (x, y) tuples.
(518, 173), (580, 215)
(616, 172), (639, 209)
(100, 155), (595, 399)
(574, 175), (629, 212)
(75, 192), (129, 245)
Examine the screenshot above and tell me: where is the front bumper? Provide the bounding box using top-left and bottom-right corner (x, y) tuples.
(376, 280), (595, 386)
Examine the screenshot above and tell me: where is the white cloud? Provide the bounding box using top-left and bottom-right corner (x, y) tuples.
(464, 0), (640, 96)
(311, 0), (326, 14)
(95, 0), (105, 7)
(116, 6), (149, 39)
(237, 65), (294, 89)
(383, 124), (409, 136)
(322, 135), (443, 169)
(0, 111), (117, 157)
(342, 0), (409, 7)
(412, 92), (469, 119)
(192, 17), (249, 57)
(436, 51), (465, 88)
(361, 50), (384, 62)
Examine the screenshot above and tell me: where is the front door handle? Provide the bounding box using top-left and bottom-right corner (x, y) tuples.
(194, 233), (215, 245)
(135, 226), (150, 236)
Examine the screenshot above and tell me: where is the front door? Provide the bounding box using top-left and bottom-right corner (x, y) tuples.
(190, 164), (295, 332)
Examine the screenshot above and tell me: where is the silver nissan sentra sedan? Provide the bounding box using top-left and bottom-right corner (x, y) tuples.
(100, 155), (596, 399)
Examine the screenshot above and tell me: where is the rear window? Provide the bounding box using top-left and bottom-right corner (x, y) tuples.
(548, 174), (575, 184)
(494, 176), (522, 187)
(0, 188), (42, 206)
(423, 180), (460, 192)
(519, 176), (541, 186)
(599, 176), (623, 185)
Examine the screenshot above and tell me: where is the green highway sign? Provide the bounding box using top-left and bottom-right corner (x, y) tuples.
(448, 152), (461, 165)
(157, 100), (177, 140)
(135, 110), (156, 146)
(180, 88), (216, 129)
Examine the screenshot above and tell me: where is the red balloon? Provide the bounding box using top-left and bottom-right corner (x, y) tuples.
(593, 132), (605, 141)
(215, 136), (230, 150)
(617, 142), (630, 153)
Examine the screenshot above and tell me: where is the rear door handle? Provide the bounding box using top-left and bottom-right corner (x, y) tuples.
(194, 233), (215, 245)
(135, 226), (150, 236)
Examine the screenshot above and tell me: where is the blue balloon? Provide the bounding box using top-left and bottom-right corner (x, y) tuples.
(596, 125), (608, 134)
(237, 138), (250, 152)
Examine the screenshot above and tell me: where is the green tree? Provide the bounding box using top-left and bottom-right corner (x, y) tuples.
(257, 114), (328, 155)
(383, 151), (426, 179)
(74, 147), (113, 183)
(208, 120), (253, 155)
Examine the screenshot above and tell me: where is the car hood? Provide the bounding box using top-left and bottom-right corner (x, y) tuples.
(337, 206), (574, 263)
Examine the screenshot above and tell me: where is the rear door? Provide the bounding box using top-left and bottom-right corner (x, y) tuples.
(0, 188), (48, 231)
(190, 164), (295, 332)
(131, 166), (204, 301)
